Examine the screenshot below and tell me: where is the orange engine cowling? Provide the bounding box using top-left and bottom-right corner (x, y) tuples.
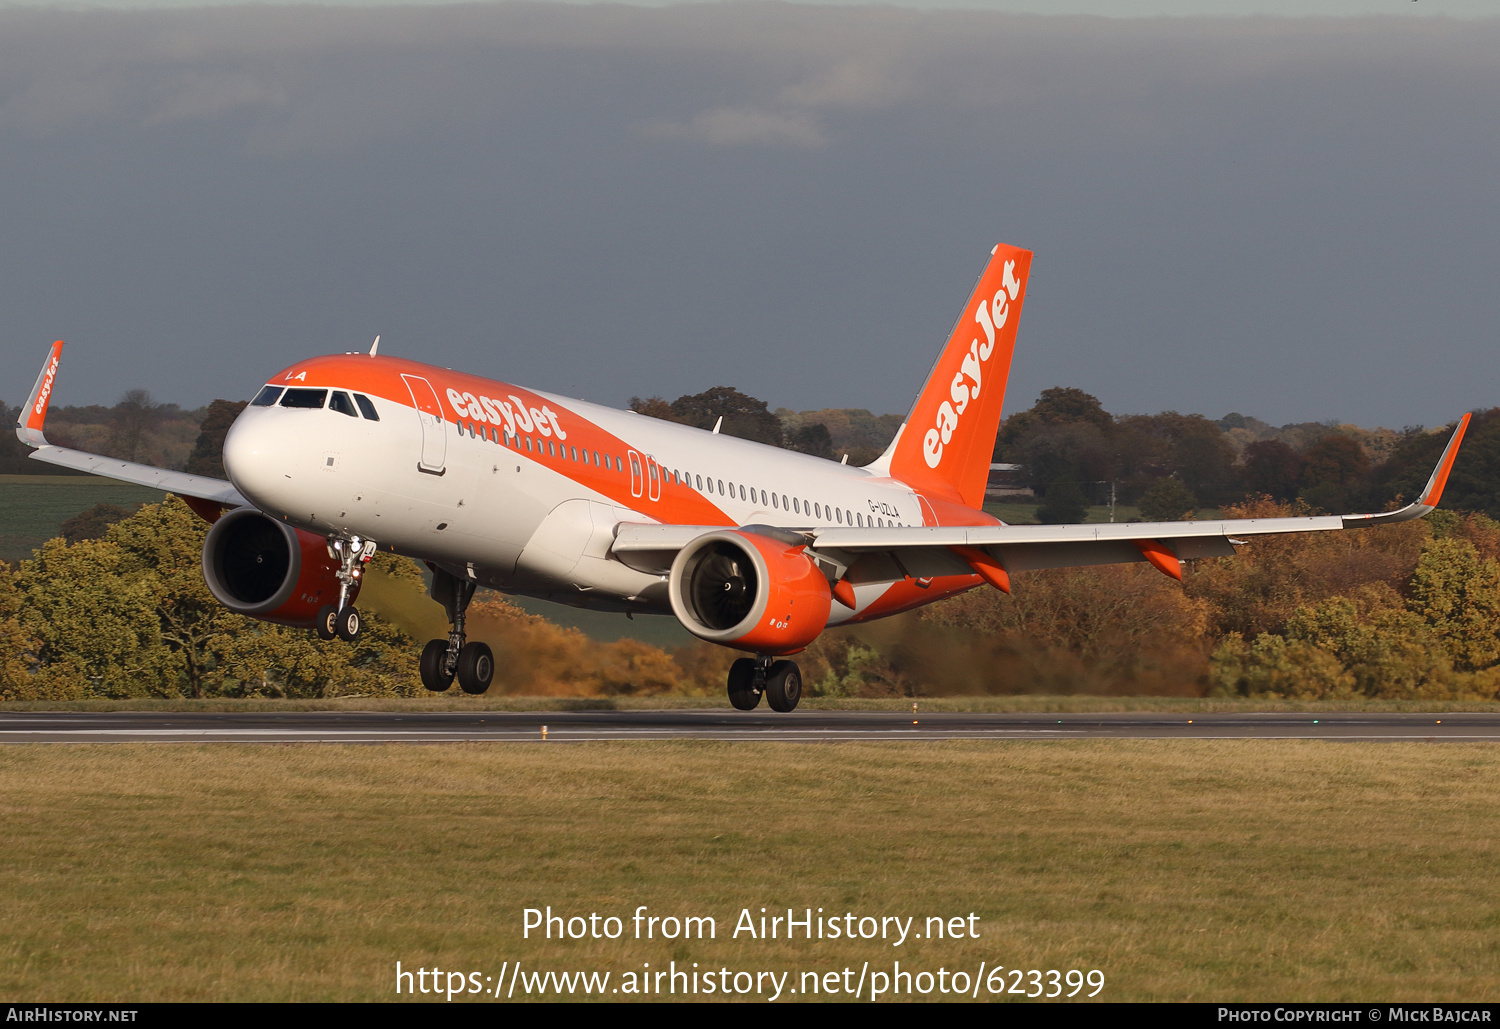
(201, 508), (357, 628)
(668, 528), (832, 655)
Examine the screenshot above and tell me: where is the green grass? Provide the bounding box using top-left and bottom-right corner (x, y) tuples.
(0, 742), (1496, 1001)
(0, 474), (166, 564)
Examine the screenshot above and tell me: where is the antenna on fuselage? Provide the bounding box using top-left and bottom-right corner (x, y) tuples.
(369, 335), (380, 356)
(712, 416), (722, 434)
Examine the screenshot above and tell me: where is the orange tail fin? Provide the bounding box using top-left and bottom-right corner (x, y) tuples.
(881, 244), (1031, 509)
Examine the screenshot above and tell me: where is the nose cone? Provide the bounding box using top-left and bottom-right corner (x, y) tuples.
(223, 409), (307, 515)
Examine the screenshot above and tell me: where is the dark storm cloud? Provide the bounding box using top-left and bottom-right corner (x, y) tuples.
(1, 4), (1496, 427)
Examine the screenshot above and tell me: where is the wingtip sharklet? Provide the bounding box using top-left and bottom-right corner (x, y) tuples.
(17, 340), (64, 448)
(1342, 412), (1471, 528)
(1417, 411), (1470, 510)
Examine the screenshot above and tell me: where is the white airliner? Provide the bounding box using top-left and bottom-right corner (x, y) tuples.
(15, 243), (1470, 710)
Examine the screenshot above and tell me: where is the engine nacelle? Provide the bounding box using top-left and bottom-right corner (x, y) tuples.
(201, 508), (356, 628)
(668, 528), (832, 654)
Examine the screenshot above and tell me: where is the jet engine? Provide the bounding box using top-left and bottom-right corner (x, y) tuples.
(201, 508), (356, 628)
(668, 528), (832, 654)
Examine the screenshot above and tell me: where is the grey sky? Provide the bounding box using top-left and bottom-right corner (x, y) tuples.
(1, 4), (1496, 428)
(3, 1), (1495, 16)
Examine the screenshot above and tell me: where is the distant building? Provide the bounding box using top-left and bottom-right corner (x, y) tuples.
(986, 463), (1033, 498)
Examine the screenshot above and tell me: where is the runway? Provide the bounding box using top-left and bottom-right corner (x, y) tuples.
(0, 709), (1497, 743)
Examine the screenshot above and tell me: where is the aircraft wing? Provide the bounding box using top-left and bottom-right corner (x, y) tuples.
(15, 341), (251, 508)
(613, 414), (1470, 584)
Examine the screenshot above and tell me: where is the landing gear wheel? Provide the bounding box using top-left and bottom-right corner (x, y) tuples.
(420, 639), (454, 692)
(315, 605), (338, 641)
(456, 642), (495, 695)
(727, 657), (760, 711)
(765, 659), (802, 713)
(335, 606), (362, 643)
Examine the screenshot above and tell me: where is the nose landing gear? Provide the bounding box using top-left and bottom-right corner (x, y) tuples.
(420, 568), (494, 695)
(317, 536), (377, 643)
(727, 655), (802, 712)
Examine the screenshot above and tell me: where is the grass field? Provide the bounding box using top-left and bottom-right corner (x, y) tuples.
(1, 741), (1496, 1002)
(0, 474), (166, 564)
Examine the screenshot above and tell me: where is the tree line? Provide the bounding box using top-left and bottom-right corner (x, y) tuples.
(6, 385), (1500, 702)
(0, 393), (245, 477)
(6, 494), (1500, 702)
(992, 387), (1497, 524)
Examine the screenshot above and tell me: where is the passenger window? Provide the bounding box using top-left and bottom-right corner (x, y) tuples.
(353, 393), (379, 420)
(760, 489), (768, 505)
(650, 463), (658, 482)
(525, 437), (533, 452)
(857, 512), (864, 527)
(696, 475), (703, 491)
(252, 385), (283, 407)
(570, 446), (578, 461)
(836, 508), (843, 524)
(547, 440), (555, 456)
(280, 388), (328, 409)
(717, 479), (724, 494)
(782, 495), (789, 511)
(793, 498), (800, 514)
(772, 493), (778, 509)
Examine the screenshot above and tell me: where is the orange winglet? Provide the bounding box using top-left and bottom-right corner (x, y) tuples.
(1419, 412), (1471, 509)
(1134, 539), (1183, 581)
(18, 340), (64, 446)
(831, 577), (857, 610)
(952, 545), (1011, 594)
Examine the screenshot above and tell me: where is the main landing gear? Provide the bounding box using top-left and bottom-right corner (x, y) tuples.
(420, 568), (495, 696)
(316, 536), (377, 644)
(727, 655), (802, 713)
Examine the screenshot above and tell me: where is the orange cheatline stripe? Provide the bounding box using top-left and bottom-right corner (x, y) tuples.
(1420, 412), (1471, 509)
(271, 353), (732, 526)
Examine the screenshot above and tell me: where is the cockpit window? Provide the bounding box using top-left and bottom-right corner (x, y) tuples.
(329, 391), (357, 418)
(251, 385), (284, 407)
(353, 394), (379, 421)
(280, 388), (328, 409)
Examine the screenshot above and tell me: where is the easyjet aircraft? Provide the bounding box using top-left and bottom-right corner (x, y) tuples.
(15, 243), (1471, 710)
